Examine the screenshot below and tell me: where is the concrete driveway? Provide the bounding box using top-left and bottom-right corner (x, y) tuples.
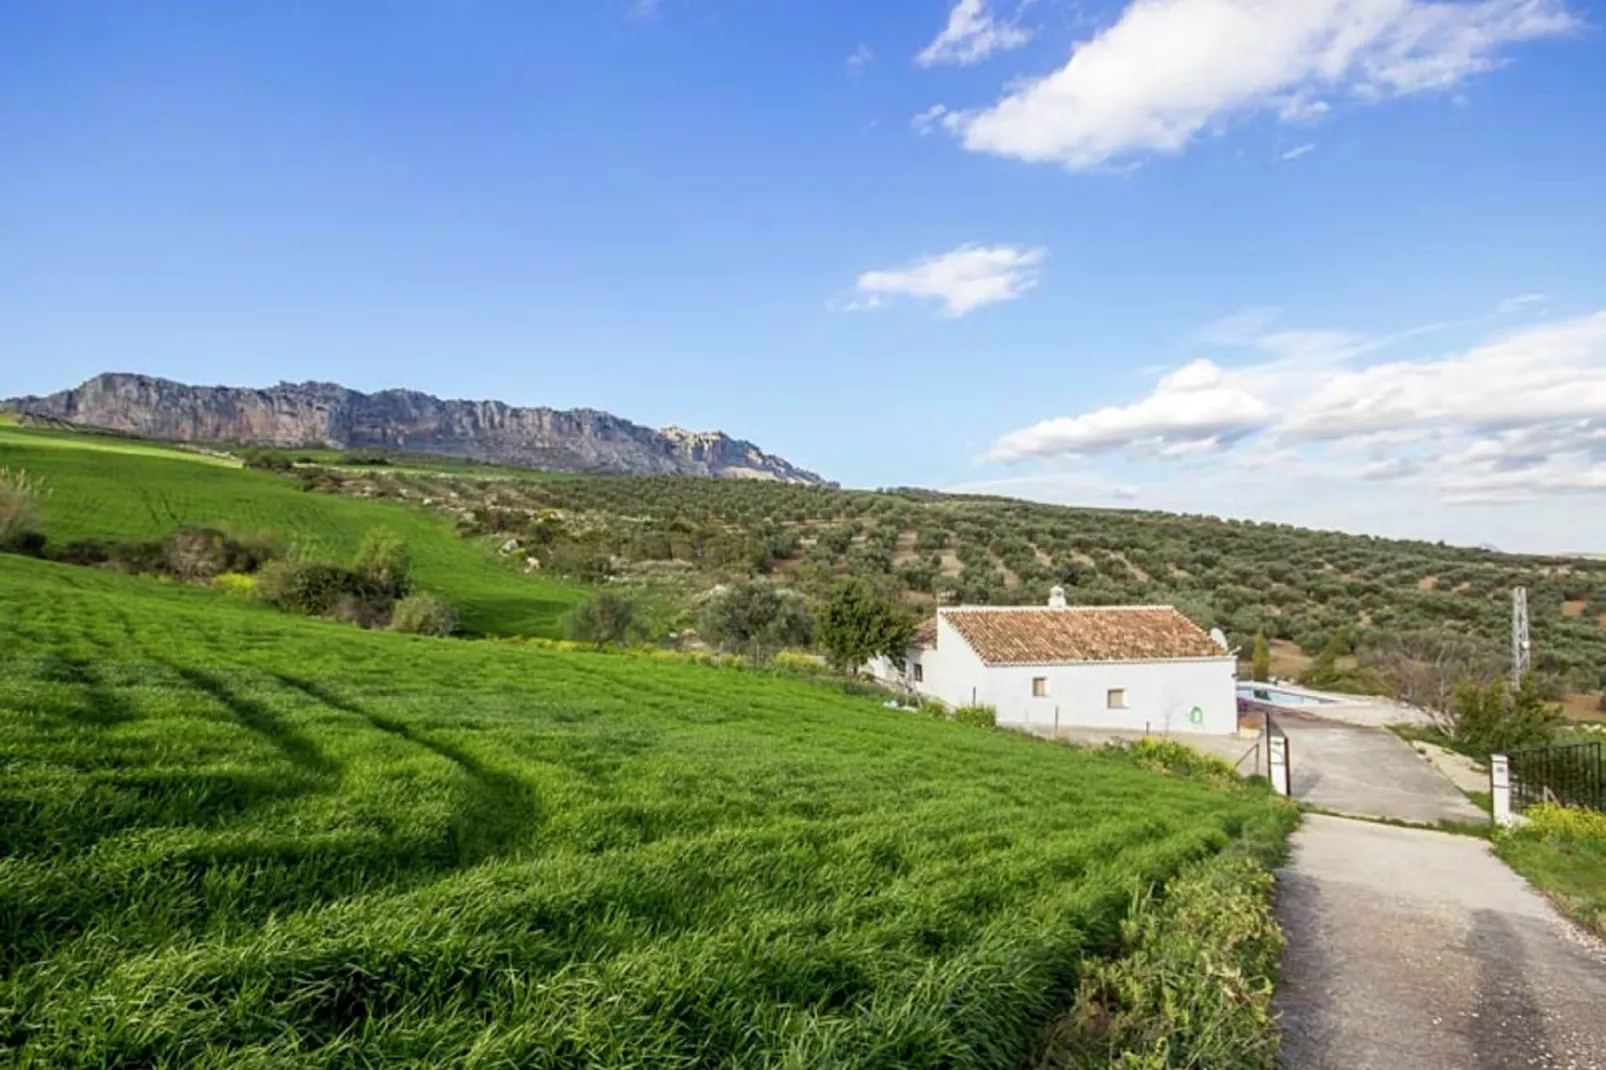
(1277, 815), (1606, 1070)
(1276, 708), (1486, 824)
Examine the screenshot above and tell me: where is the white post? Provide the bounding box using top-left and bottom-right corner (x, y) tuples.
(1491, 753), (1514, 828)
(1267, 734), (1290, 797)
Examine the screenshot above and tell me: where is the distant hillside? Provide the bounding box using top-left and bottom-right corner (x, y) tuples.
(5, 373), (828, 484)
(289, 465), (1606, 699)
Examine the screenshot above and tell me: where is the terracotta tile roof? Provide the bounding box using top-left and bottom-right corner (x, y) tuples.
(911, 616), (939, 648)
(940, 606), (1224, 665)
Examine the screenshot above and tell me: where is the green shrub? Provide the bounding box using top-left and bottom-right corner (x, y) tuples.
(1449, 674), (1561, 758)
(815, 577), (915, 675)
(1103, 738), (1242, 791)
(1520, 803), (1606, 842)
(255, 559), (376, 617)
(391, 592), (460, 637)
(0, 467), (46, 554)
(699, 580), (813, 665)
(352, 527), (412, 599)
(238, 448), (293, 472)
(770, 650), (830, 676)
(1040, 855), (1285, 1070)
(564, 592), (644, 647)
(954, 703), (997, 728)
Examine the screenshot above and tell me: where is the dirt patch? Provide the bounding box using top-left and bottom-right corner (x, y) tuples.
(1561, 692), (1605, 721)
(1417, 575), (1438, 591)
(1562, 599), (1588, 618)
(1269, 639), (1313, 679)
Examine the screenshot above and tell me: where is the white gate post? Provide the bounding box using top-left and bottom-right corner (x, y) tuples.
(1267, 733), (1290, 797)
(1491, 753), (1514, 828)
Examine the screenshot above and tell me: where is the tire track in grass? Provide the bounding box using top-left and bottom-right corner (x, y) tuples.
(270, 673), (544, 864)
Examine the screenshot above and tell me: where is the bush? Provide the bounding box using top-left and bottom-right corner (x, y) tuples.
(1040, 855), (1285, 1070)
(239, 449), (293, 473)
(0, 467), (46, 554)
(213, 572), (258, 597)
(953, 704), (996, 728)
(815, 577), (916, 675)
(1449, 673), (1560, 757)
(391, 593), (460, 637)
(163, 527), (270, 580)
(1104, 738), (1242, 791)
(1521, 803), (1606, 842)
(699, 580), (813, 665)
(352, 527), (412, 599)
(256, 559), (377, 618)
(769, 650), (830, 676)
(564, 592), (644, 647)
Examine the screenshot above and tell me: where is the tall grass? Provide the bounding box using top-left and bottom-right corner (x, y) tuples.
(0, 428), (584, 636)
(0, 554), (1286, 1067)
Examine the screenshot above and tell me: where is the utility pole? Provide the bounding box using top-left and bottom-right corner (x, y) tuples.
(1512, 586), (1531, 688)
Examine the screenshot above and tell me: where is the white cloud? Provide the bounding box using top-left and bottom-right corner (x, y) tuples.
(1281, 142), (1316, 160)
(845, 244), (1046, 317)
(912, 104), (951, 134)
(1496, 292), (1547, 314)
(847, 44), (875, 73)
(917, 0), (1033, 67)
(1279, 313), (1606, 441)
(941, 0), (1576, 170)
(989, 358), (1271, 461)
(983, 310), (1606, 522)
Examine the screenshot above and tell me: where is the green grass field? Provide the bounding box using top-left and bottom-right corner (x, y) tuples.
(0, 426), (584, 636)
(0, 552), (1291, 1067)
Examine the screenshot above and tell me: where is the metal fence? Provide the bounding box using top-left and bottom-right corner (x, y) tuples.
(1509, 740), (1604, 812)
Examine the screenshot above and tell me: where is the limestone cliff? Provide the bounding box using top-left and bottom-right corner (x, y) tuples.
(5, 374), (828, 483)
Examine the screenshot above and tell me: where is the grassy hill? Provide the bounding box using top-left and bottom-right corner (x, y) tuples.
(0, 551), (1289, 1067)
(0, 425), (585, 637)
(280, 463), (1606, 699)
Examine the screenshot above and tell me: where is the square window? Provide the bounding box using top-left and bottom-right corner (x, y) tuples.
(1032, 677), (1048, 698)
(1107, 688), (1127, 709)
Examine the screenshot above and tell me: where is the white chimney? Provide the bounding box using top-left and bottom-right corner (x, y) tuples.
(1048, 586), (1067, 608)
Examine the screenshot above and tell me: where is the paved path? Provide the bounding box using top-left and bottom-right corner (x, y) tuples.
(1277, 815), (1606, 1070)
(1277, 709), (1486, 824)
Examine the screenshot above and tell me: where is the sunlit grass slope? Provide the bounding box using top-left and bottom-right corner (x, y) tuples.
(0, 554), (1288, 1068)
(0, 426), (583, 636)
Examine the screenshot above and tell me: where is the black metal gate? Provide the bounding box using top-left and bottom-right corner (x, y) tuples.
(1509, 740), (1604, 812)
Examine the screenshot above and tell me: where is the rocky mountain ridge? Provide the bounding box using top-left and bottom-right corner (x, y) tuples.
(5, 373), (828, 484)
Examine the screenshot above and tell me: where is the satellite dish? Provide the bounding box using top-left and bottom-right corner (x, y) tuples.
(1209, 627), (1230, 651)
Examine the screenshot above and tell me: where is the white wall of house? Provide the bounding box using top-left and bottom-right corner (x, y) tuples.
(965, 657), (1238, 735)
(866, 614), (1237, 735)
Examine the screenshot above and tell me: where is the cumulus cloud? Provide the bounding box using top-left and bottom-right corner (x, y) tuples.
(940, 0), (1575, 170)
(1279, 313), (1606, 441)
(917, 0), (1033, 67)
(984, 310), (1606, 514)
(989, 359), (1270, 461)
(845, 244), (1046, 317)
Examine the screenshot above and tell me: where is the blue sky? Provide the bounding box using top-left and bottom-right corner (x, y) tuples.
(2, 0), (1603, 550)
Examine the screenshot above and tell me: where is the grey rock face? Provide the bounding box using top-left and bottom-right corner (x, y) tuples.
(6, 373), (829, 484)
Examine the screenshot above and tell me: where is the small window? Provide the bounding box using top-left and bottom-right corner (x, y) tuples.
(1107, 688), (1127, 709)
(1032, 677), (1048, 698)
(913, 663), (924, 683)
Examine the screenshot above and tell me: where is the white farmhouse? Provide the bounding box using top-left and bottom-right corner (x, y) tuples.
(868, 589), (1238, 735)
